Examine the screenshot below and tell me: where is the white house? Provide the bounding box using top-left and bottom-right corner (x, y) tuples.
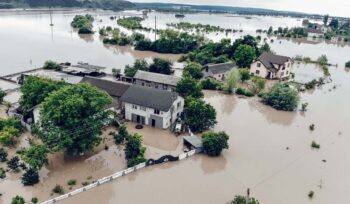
(120, 85), (184, 129)
(250, 52), (292, 79)
(202, 62), (236, 81)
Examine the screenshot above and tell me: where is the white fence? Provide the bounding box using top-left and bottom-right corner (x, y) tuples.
(40, 150), (197, 204)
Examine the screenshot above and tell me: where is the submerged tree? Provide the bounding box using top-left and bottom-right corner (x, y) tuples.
(183, 62), (203, 80)
(11, 195), (25, 204)
(228, 195), (260, 204)
(202, 131), (229, 156)
(176, 76), (203, 99)
(38, 84), (113, 155)
(185, 97), (217, 132)
(263, 83), (299, 111)
(124, 133), (146, 167)
(20, 144), (49, 170)
(124, 59), (149, 77)
(149, 58), (173, 75)
(234, 45), (256, 68)
(21, 168), (39, 186)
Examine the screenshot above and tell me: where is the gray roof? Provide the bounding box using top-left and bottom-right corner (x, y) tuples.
(306, 28), (324, 34)
(134, 70), (181, 86)
(80, 77), (131, 98)
(120, 85), (179, 111)
(202, 62), (235, 76)
(183, 135), (203, 149)
(257, 52), (291, 72)
(23, 70), (83, 84)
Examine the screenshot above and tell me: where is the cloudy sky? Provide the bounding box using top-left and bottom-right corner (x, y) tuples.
(131, 0), (350, 17)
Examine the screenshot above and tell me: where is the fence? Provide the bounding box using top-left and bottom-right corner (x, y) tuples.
(40, 149), (197, 204)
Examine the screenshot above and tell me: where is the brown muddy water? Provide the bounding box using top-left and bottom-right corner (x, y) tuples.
(1, 9), (350, 204)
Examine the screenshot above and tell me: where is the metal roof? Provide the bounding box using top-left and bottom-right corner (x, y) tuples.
(134, 70), (181, 86)
(80, 77), (131, 98)
(183, 135), (203, 149)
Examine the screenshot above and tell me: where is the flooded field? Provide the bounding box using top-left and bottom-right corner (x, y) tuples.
(1, 9), (350, 204)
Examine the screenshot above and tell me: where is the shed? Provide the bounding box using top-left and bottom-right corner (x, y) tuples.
(183, 135), (203, 153)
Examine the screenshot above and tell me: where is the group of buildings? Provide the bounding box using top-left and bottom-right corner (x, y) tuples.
(2, 52), (292, 130)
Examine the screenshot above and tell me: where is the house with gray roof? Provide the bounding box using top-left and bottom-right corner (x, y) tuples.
(133, 70), (181, 92)
(250, 52), (292, 79)
(120, 85), (184, 129)
(202, 62), (236, 81)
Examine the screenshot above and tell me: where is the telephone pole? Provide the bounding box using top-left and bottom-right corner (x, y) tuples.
(154, 15), (157, 41)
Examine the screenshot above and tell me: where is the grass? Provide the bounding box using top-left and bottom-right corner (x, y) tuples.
(311, 141), (320, 149)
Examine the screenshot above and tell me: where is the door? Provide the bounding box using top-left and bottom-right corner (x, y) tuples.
(136, 115), (140, 123)
(151, 119), (156, 127)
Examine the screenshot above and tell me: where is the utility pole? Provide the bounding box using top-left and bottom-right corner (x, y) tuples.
(154, 15), (157, 41)
(49, 7), (54, 26)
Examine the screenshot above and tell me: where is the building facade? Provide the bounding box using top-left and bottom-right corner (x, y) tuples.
(202, 62), (236, 81)
(133, 70), (180, 92)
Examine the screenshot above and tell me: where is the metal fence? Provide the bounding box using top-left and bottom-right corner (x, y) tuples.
(40, 149), (197, 204)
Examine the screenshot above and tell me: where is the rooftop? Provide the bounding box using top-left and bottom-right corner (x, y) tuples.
(120, 85), (179, 111)
(257, 52), (291, 72)
(23, 70), (83, 84)
(202, 62), (235, 75)
(133, 70), (181, 86)
(80, 77), (131, 98)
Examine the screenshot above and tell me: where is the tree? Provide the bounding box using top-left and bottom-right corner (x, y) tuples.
(124, 59), (149, 77)
(0, 148), (8, 162)
(7, 156), (20, 171)
(228, 195), (260, 204)
(234, 45), (256, 68)
(22, 168), (39, 186)
(114, 124), (129, 145)
(0, 88), (5, 104)
(149, 58), (173, 75)
(185, 97), (217, 132)
(267, 26), (273, 35)
(239, 68), (251, 82)
(124, 133), (146, 167)
(202, 131), (229, 156)
(346, 61), (350, 68)
(317, 55), (328, 66)
(20, 144), (49, 170)
(43, 60), (61, 71)
(11, 195), (25, 204)
(176, 76), (203, 99)
(329, 18), (339, 29)
(251, 77), (266, 94)
(323, 14), (329, 26)
(0, 118), (22, 146)
(38, 83), (113, 155)
(200, 78), (222, 90)
(20, 76), (67, 115)
(223, 69), (240, 93)
(263, 83), (300, 111)
(183, 62), (203, 79)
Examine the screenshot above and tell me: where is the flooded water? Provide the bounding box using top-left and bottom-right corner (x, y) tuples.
(1, 9), (350, 204)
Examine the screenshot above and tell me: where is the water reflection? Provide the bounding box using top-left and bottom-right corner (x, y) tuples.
(200, 155), (227, 174)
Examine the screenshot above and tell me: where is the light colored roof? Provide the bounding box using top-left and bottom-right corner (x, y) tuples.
(183, 135), (203, 149)
(134, 70), (181, 86)
(202, 62), (236, 78)
(24, 70), (83, 84)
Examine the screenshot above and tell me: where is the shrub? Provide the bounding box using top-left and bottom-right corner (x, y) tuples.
(31, 197), (38, 203)
(0, 88), (5, 104)
(67, 179), (77, 186)
(7, 156), (20, 171)
(236, 87), (254, 97)
(0, 148), (8, 162)
(200, 78), (221, 90)
(202, 131), (229, 156)
(309, 124), (315, 131)
(113, 124), (129, 145)
(52, 184), (64, 194)
(228, 195), (260, 204)
(11, 195), (25, 204)
(308, 191), (314, 199)
(311, 141), (320, 149)
(43, 60), (61, 71)
(0, 168), (6, 179)
(239, 68), (251, 81)
(263, 83), (299, 111)
(346, 61), (350, 68)
(22, 168), (39, 186)
(82, 181), (90, 186)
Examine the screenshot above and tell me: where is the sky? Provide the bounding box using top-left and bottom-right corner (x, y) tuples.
(131, 0), (350, 17)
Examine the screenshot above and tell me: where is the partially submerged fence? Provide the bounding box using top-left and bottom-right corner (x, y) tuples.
(40, 149), (197, 204)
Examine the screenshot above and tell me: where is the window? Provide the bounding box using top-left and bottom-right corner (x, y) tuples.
(132, 105), (138, 109)
(141, 82), (145, 86)
(154, 109), (160, 115)
(282, 66), (285, 70)
(257, 63), (261, 67)
(177, 101), (181, 108)
(140, 106), (146, 111)
(256, 70), (260, 74)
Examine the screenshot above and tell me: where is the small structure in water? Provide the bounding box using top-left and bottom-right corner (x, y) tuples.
(175, 13), (185, 18)
(183, 135), (203, 153)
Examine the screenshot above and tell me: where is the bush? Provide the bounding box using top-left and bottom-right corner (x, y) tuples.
(346, 61), (350, 68)
(0, 148), (8, 162)
(235, 87), (254, 97)
(202, 131), (229, 156)
(239, 68), (251, 81)
(183, 63), (203, 79)
(228, 195), (260, 204)
(0, 167), (6, 179)
(263, 83), (299, 111)
(308, 191), (314, 199)
(0, 89), (5, 104)
(311, 141), (320, 149)
(67, 179), (77, 186)
(7, 156), (20, 171)
(31, 197), (38, 203)
(113, 124), (129, 145)
(22, 168), (39, 186)
(11, 195), (25, 204)
(200, 78), (221, 90)
(43, 60), (61, 71)
(52, 184), (64, 194)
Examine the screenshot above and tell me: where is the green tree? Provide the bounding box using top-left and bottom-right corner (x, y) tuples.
(263, 83), (300, 111)
(176, 76), (203, 99)
(43, 60), (61, 71)
(0, 147), (8, 162)
(185, 97), (217, 132)
(323, 14), (329, 26)
(224, 69), (241, 93)
(267, 26), (273, 35)
(149, 58), (173, 75)
(329, 18), (339, 29)
(19, 76), (67, 115)
(11, 195), (25, 204)
(234, 45), (256, 68)
(114, 124), (129, 145)
(202, 131), (229, 156)
(124, 133), (146, 167)
(38, 84), (113, 155)
(239, 68), (251, 82)
(251, 77), (266, 94)
(7, 156), (20, 171)
(21, 168), (39, 186)
(346, 61), (350, 68)
(124, 59), (149, 77)
(200, 78), (221, 90)
(317, 55), (328, 66)
(183, 62), (203, 79)
(229, 195), (260, 204)
(20, 144), (49, 170)
(0, 89), (5, 104)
